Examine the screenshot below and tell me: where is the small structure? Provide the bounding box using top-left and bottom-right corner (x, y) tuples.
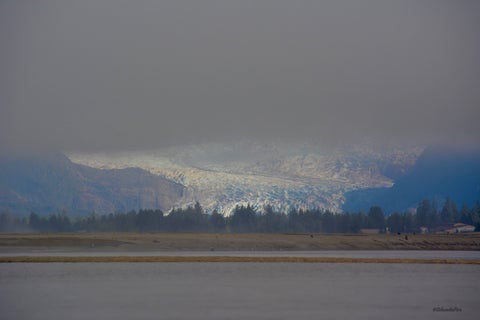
(436, 223), (476, 234)
(419, 227), (428, 234)
(451, 223), (475, 233)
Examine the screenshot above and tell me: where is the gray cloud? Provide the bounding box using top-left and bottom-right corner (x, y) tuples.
(1, 0), (479, 152)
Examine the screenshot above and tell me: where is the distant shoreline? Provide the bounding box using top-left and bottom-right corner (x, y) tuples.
(1, 255), (480, 264)
(2, 233), (479, 264)
(1, 232), (479, 252)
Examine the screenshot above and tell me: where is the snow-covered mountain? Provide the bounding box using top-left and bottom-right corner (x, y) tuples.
(68, 141), (423, 215)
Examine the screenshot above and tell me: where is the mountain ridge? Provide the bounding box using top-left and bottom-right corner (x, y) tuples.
(3, 143), (476, 217)
(342, 146), (480, 214)
(0, 153), (184, 215)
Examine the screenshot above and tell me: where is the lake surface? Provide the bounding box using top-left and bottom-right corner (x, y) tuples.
(1, 260), (479, 320)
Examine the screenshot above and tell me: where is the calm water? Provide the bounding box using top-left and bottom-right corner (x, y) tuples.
(1, 261), (479, 320)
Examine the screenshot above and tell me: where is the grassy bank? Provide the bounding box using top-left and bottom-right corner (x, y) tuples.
(0, 256), (480, 265)
(1, 232), (480, 251)
(1, 255), (479, 264)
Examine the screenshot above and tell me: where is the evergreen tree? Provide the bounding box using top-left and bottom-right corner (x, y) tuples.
(29, 212), (44, 231)
(229, 204), (257, 232)
(429, 199), (440, 229)
(287, 208), (306, 233)
(367, 206), (385, 230)
(473, 201), (480, 231)
(210, 209), (226, 232)
(402, 211), (415, 233)
(440, 198), (458, 224)
(322, 211), (337, 233)
(351, 212), (368, 233)
(416, 200), (431, 228)
(386, 212), (403, 233)
(459, 204), (472, 225)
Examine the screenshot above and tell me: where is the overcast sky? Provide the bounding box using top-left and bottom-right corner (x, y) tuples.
(1, 0), (479, 152)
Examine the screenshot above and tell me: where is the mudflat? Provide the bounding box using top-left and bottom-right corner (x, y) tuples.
(1, 232), (479, 252)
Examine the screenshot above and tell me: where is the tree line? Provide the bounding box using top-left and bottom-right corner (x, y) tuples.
(1, 198), (479, 233)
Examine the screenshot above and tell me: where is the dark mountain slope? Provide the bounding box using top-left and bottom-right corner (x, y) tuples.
(0, 153), (185, 215)
(342, 146), (480, 214)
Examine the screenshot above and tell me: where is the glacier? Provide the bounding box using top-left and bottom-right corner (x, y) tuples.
(68, 141), (422, 215)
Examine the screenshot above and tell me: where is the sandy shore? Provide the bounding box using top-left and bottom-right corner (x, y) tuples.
(1, 232), (479, 252)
